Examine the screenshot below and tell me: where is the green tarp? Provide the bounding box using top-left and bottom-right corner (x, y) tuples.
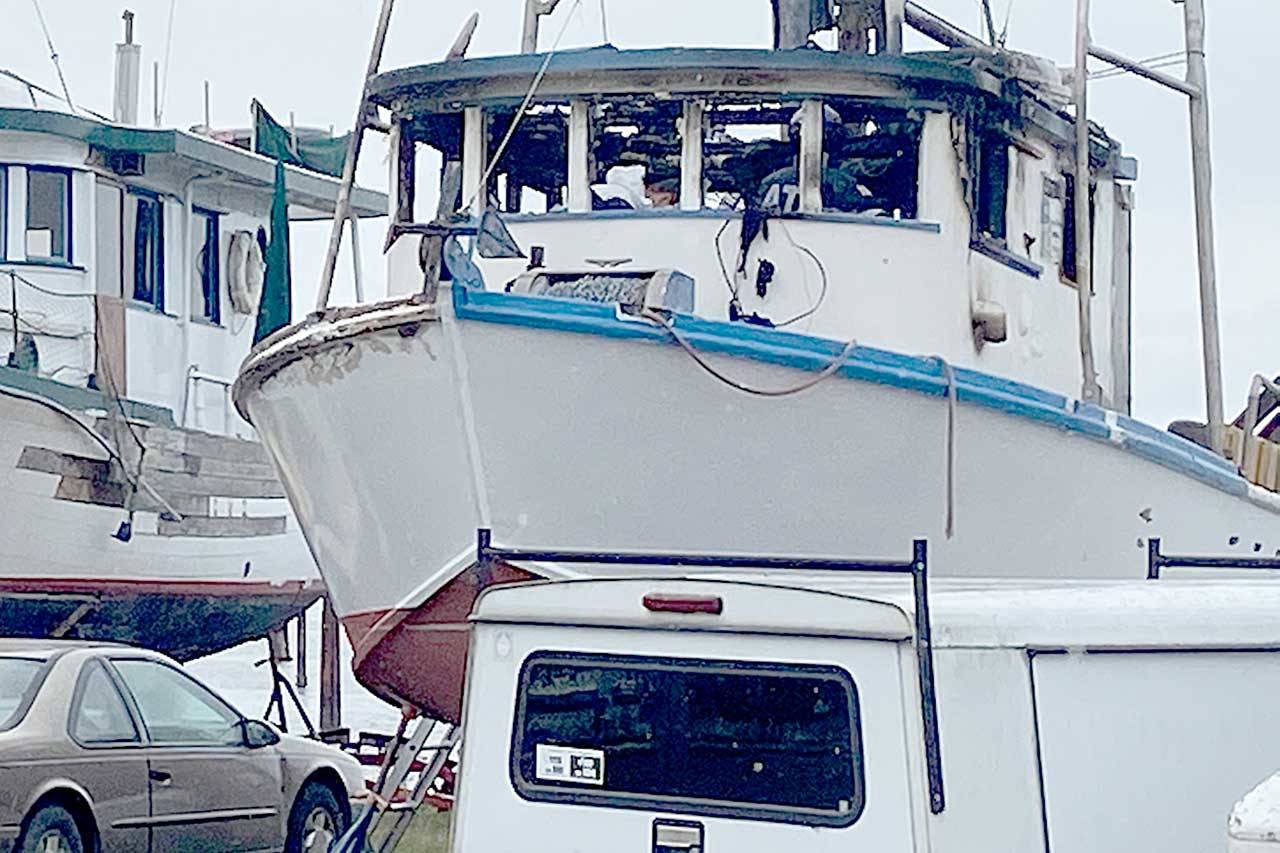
(252, 99), (347, 178)
(253, 160), (292, 343)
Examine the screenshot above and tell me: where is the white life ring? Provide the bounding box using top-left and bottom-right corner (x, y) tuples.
(228, 230), (264, 314)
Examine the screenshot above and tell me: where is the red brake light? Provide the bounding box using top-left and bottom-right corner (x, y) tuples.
(642, 594), (723, 615)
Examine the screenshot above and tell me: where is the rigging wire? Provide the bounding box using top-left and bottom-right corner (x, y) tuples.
(1089, 51), (1186, 81)
(28, 0), (75, 115)
(461, 0), (585, 212)
(157, 0), (177, 123)
(642, 308), (858, 398)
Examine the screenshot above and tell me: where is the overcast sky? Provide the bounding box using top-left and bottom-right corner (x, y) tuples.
(8, 0), (1277, 429)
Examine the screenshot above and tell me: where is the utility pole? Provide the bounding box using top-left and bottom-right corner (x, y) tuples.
(1182, 0), (1225, 455)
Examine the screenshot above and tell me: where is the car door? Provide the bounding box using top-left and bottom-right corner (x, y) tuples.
(109, 657), (285, 853)
(64, 659), (151, 853)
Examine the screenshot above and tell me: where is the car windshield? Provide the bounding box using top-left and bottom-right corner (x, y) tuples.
(0, 657), (47, 731)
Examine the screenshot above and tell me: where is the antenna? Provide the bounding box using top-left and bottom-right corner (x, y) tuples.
(29, 0), (75, 113)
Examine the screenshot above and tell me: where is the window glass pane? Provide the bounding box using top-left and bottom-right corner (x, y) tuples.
(26, 169), (69, 261)
(194, 211), (220, 323)
(113, 659), (241, 745)
(131, 195), (164, 309)
(0, 657), (45, 731)
(514, 653), (861, 825)
(71, 663), (139, 744)
(976, 134), (1009, 242)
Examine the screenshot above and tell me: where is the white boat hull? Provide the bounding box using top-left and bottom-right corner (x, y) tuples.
(236, 285), (1280, 716)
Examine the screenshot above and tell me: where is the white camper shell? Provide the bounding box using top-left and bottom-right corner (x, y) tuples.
(454, 575), (1280, 853)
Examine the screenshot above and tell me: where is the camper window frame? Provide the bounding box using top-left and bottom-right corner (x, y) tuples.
(508, 650), (866, 828)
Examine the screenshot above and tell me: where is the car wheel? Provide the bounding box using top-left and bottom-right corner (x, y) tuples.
(286, 782), (347, 853)
(18, 805), (84, 853)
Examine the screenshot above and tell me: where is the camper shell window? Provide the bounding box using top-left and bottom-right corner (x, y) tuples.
(511, 652), (864, 827)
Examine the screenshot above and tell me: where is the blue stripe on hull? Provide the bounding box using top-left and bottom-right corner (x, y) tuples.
(452, 286), (1251, 501)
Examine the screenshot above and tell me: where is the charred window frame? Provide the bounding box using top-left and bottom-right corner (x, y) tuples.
(510, 651), (865, 827)
(703, 97), (921, 217)
(1061, 172), (1096, 287)
(974, 129), (1009, 244)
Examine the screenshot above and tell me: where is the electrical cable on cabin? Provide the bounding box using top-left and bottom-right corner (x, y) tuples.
(642, 307), (857, 398)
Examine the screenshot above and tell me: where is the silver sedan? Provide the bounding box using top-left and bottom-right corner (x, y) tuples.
(0, 639), (366, 853)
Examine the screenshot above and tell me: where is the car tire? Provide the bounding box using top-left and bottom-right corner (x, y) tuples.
(286, 782), (347, 853)
(18, 805), (85, 853)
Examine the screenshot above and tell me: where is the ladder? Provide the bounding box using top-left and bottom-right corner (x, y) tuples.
(331, 715), (460, 852)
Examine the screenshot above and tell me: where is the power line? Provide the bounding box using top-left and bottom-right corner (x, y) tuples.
(29, 0), (75, 115)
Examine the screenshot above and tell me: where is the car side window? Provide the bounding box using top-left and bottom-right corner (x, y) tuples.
(111, 659), (242, 746)
(71, 662), (140, 745)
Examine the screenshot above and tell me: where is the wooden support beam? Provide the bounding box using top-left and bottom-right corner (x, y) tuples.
(567, 99), (591, 213)
(51, 601), (95, 638)
(295, 609), (309, 690)
(462, 106), (489, 216)
(680, 100), (704, 212)
(319, 598), (341, 732)
(798, 99), (824, 213)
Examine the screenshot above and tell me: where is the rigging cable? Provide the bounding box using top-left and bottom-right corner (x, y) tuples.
(28, 0), (75, 114)
(642, 308), (857, 398)
(461, 0), (585, 212)
(157, 0), (178, 123)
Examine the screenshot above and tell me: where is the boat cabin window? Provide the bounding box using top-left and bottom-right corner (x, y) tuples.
(512, 652), (864, 826)
(975, 130), (1009, 244)
(25, 166), (71, 263)
(128, 190), (165, 311)
(485, 103), (570, 213)
(706, 98), (920, 217)
(193, 208), (221, 324)
(1061, 172), (1095, 285)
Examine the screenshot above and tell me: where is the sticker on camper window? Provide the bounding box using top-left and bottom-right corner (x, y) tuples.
(535, 744), (605, 786)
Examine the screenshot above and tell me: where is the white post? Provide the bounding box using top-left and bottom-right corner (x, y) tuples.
(462, 106), (489, 216)
(1072, 0), (1099, 403)
(567, 99), (591, 213)
(883, 0), (905, 54)
(680, 100), (704, 212)
(1183, 0), (1225, 455)
(798, 99), (824, 213)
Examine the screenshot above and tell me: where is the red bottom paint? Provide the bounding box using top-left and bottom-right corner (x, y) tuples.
(341, 561), (536, 722)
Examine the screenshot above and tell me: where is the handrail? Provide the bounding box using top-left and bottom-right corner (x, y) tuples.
(1147, 537), (1280, 579)
(476, 527), (946, 815)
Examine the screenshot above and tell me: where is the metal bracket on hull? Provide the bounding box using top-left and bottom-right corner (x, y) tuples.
(476, 527), (946, 815)
(1147, 537), (1280, 579)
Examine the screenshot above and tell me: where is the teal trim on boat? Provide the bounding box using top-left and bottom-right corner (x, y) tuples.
(451, 285), (1249, 500)
(0, 364), (175, 427)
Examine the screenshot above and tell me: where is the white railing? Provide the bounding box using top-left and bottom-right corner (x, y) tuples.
(0, 268), (96, 385)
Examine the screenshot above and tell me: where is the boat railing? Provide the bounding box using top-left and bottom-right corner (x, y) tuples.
(1147, 538), (1280, 579)
(1, 267), (96, 385)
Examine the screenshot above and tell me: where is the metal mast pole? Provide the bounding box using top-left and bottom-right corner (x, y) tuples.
(315, 0), (396, 311)
(1072, 0), (1100, 402)
(1183, 0), (1225, 454)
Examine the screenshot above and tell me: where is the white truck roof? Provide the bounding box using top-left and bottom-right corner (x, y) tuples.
(473, 575), (1280, 650)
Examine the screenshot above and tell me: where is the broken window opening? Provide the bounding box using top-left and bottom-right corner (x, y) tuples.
(1061, 172), (1096, 287)
(975, 130), (1009, 244)
(483, 102), (571, 215)
(706, 98), (921, 217)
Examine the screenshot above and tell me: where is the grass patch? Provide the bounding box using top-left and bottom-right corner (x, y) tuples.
(367, 808), (452, 853)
